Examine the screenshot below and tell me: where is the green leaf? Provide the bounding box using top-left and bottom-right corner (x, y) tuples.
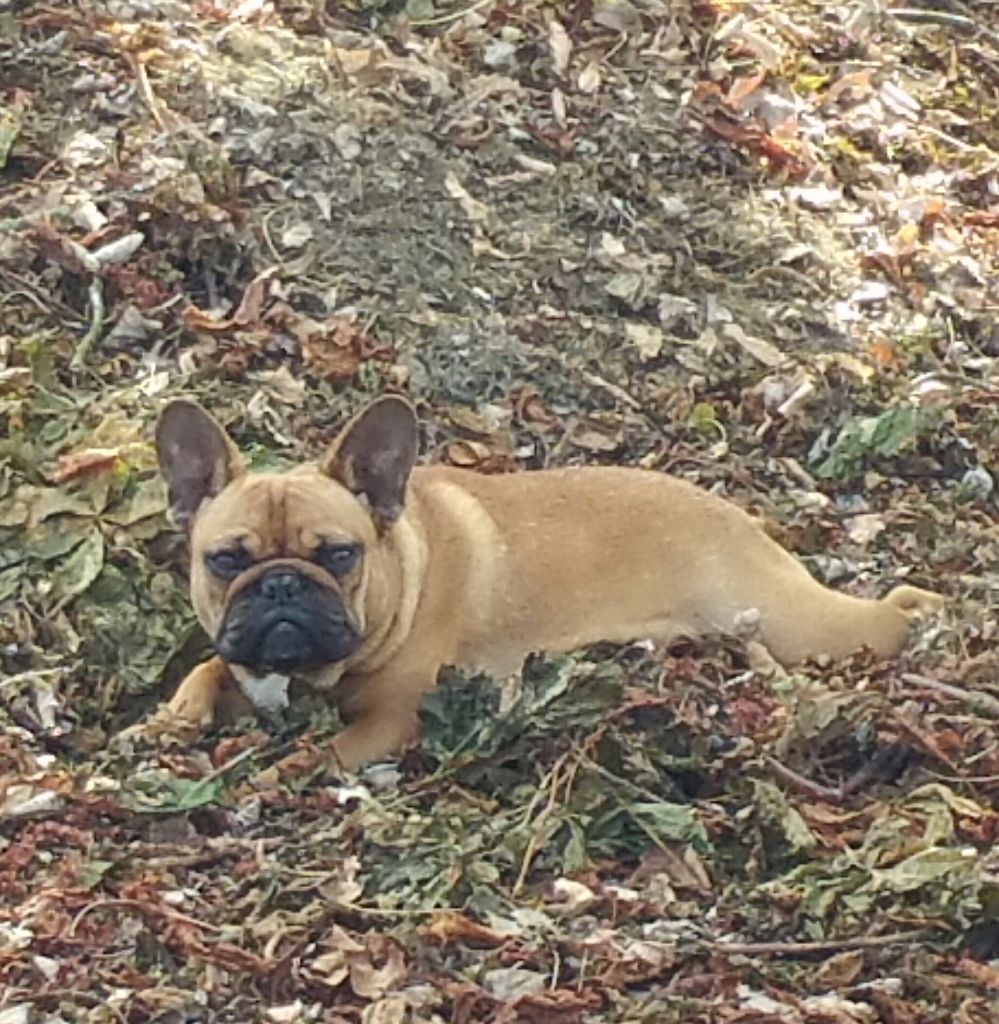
(870, 847), (977, 895)
(689, 402), (723, 437)
(628, 801), (710, 850)
(49, 527), (105, 605)
(103, 476), (168, 526)
(0, 106), (23, 170)
(0, 564), (23, 603)
(80, 859), (114, 889)
(563, 819), (590, 873)
(815, 405), (932, 479)
(121, 769), (225, 814)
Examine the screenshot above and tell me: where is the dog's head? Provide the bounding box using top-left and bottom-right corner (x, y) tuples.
(155, 395), (419, 677)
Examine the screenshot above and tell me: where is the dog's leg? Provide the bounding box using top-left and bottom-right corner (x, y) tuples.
(118, 656), (251, 747)
(330, 663), (440, 773)
(754, 581), (944, 666)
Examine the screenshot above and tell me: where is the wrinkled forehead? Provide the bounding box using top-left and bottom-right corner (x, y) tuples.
(192, 471), (373, 555)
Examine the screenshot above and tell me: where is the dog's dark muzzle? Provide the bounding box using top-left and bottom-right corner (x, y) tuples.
(216, 567), (361, 674)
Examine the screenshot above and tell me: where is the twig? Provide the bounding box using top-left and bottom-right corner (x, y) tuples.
(765, 745), (910, 805)
(70, 278), (105, 368)
(513, 749), (571, 896)
(0, 265), (87, 323)
(69, 898), (223, 937)
(901, 672), (999, 718)
(411, 0), (495, 27)
(703, 928), (932, 957)
(887, 7), (999, 49)
(765, 756), (844, 804)
(578, 369), (644, 411)
(131, 57), (173, 133)
(889, 709), (962, 773)
(201, 743), (261, 783)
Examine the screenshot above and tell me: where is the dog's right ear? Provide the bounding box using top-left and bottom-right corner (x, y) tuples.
(320, 395), (419, 532)
(156, 400), (245, 531)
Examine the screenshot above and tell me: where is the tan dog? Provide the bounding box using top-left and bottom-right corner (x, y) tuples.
(132, 395), (943, 772)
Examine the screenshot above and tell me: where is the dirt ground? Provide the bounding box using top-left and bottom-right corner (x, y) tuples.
(2, 1), (999, 1022)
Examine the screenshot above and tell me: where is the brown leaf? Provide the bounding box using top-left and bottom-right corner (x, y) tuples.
(424, 911), (509, 949)
(965, 209), (999, 228)
(181, 268), (279, 334)
(955, 957), (999, 990)
(629, 844), (712, 893)
(51, 447), (122, 484)
(824, 69), (873, 106)
(349, 941), (407, 1000)
(446, 440), (494, 468)
(361, 997), (408, 1024)
(295, 315), (393, 383)
(511, 387), (559, 429)
(813, 950), (865, 988)
(496, 987), (602, 1024)
(447, 406), (496, 435)
(725, 72), (766, 112)
(570, 423), (623, 453)
(696, 112), (810, 178)
(233, 267), (280, 326)
(182, 304), (235, 334)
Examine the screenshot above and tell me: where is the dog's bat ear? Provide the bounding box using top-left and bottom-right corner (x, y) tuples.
(156, 400), (246, 531)
(321, 395), (418, 532)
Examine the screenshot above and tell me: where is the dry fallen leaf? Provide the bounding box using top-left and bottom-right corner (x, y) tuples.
(51, 447), (122, 484)
(578, 62), (601, 94)
(444, 171), (490, 223)
(424, 911), (509, 948)
(843, 513), (887, 547)
(548, 20), (572, 77)
(182, 267), (279, 333)
(483, 966), (546, 1001)
(349, 941), (407, 1000)
(446, 439), (494, 468)
(547, 877), (598, 915)
(625, 322), (665, 361)
(720, 322), (786, 368)
(361, 997), (407, 1024)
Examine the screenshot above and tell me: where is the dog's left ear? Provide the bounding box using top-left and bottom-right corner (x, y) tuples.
(156, 400), (246, 532)
(321, 395), (419, 531)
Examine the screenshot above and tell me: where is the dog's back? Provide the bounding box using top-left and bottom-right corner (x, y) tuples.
(409, 464), (940, 668)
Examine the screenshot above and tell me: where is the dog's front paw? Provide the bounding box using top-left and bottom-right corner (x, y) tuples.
(113, 704), (208, 752)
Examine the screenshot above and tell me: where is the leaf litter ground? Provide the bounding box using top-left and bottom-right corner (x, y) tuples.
(2, 1), (999, 1022)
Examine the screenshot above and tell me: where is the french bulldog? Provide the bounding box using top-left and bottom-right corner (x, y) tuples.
(128, 395), (943, 771)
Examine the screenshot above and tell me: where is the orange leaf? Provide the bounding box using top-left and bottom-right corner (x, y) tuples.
(182, 268), (279, 334)
(965, 210), (999, 228)
(725, 72), (765, 112)
(424, 911), (510, 949)
(52, 447), (122, 484)
(181, 305), (234, 333)
(868, 340), (898, 368)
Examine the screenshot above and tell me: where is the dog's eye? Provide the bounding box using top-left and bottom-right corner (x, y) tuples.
(316, 542), (361, 576)
(206, 549), (253, 580)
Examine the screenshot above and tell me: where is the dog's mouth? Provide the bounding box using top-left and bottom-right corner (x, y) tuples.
(215, 569), (361, 674)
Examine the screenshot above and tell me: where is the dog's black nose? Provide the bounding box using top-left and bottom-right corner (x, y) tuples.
(260, 570), (305, 604)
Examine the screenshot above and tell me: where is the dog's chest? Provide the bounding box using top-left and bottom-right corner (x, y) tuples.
(230, 666), (291, 712)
